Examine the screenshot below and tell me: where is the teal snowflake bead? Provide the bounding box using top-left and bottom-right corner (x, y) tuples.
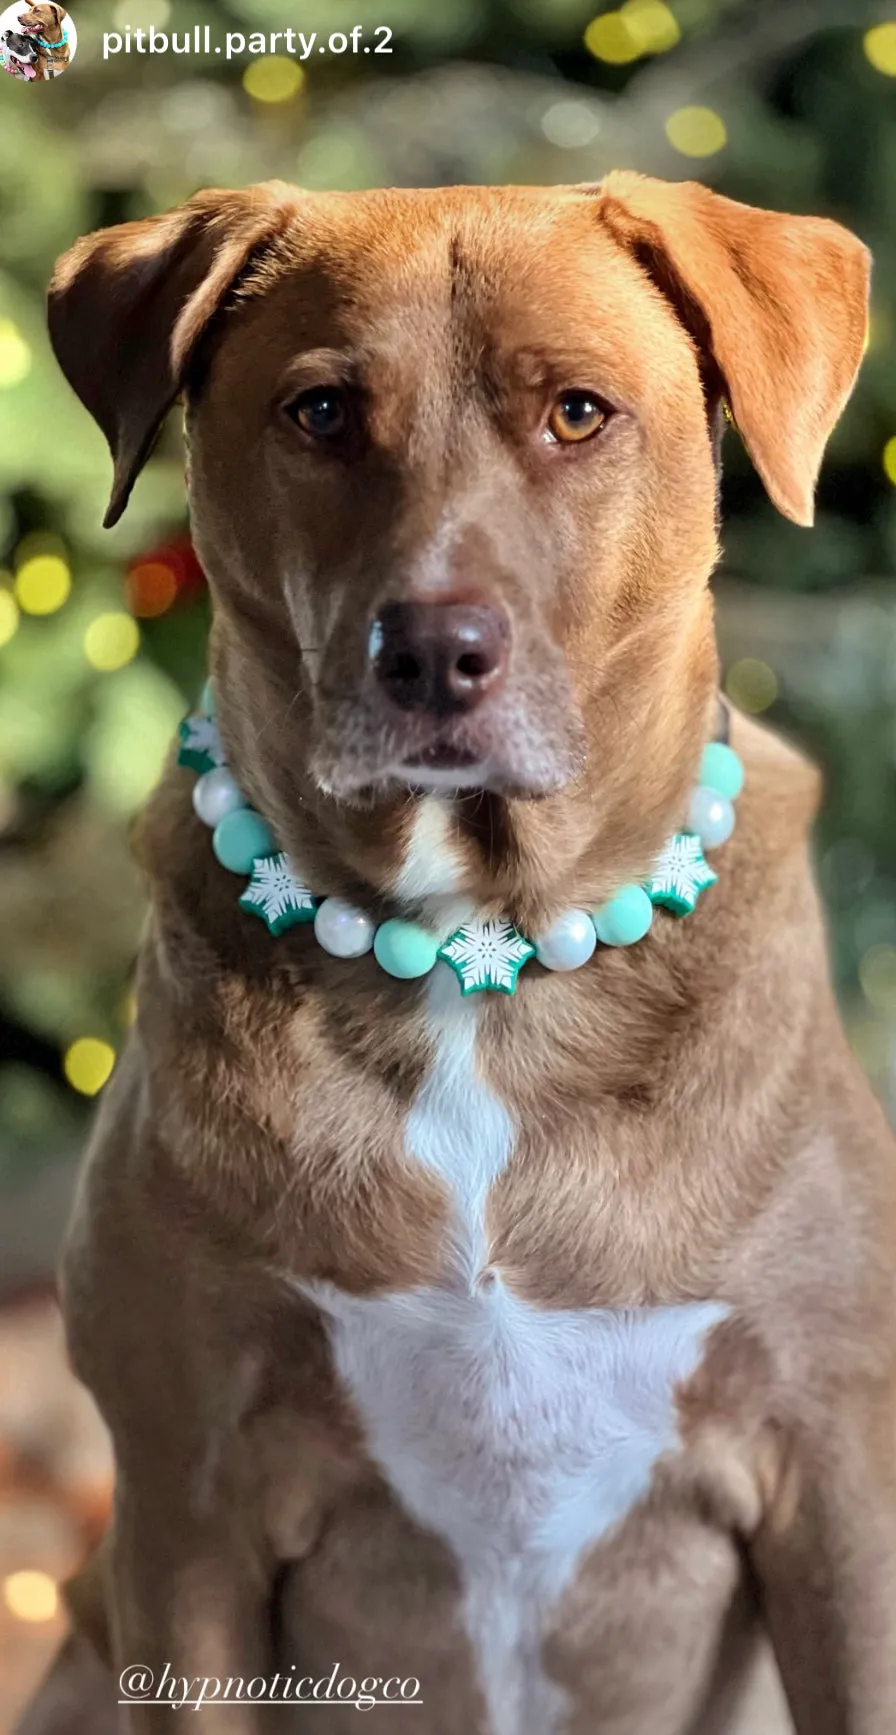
(699, 742), (744, 801)
(437, 918), (535, 995)
(177, 712), (225, 775)
(374, 919), (439, 980)
(593, 884), (654, 947)
(213, 808), (276, 874)
(648, 834), (717, 915)
(239, 853), (316, 934)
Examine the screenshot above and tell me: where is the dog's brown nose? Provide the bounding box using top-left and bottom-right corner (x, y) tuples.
(371, 600), (509, 716)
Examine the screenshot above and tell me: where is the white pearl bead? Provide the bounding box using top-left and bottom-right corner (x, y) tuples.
(687, 785), (735, 849)
(314, 897), (376, 959)
(534, 908), (597, 972)
(192, 767), (247, 828)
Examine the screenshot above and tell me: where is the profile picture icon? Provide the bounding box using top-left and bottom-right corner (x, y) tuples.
(0, 1), (76, 80)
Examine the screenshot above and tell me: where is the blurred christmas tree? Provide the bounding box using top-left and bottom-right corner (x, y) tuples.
(2, 0), (896, 1198)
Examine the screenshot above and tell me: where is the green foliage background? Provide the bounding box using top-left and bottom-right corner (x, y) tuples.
(2, 0), (896, 1194)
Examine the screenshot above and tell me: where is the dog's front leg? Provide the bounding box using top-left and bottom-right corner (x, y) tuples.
(750, 1396), (896, 1735)
(108, 1472), (274, 1734)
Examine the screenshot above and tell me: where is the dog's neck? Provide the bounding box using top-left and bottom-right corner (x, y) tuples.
(206, 593), (720, 934)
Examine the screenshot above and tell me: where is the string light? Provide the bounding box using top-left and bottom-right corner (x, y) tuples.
(864, 23), (896, 77)
(541, 100), (602, 149)
(583, 10), (640, 64)
(725, 658), (778, 714)
(665, 106), (727, 157)
(63, 1037), (116, 1096)
(0, 320), (31, 389)
(859, 945), (896, 1011)
(622, 0), (680, 54)
(882, 436), (896, 484)
(126, 559), (178, 618)
(113, 0), (171, 24)
(14, 555), (71, 616)
(84, 613), (140, 671)
(242, 56), (304, 103)
(3, 1572), (58, 1623)
(584, 0), (679, 63)
(0, 587), (19, 647)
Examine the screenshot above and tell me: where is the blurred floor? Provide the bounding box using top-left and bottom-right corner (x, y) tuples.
(0, 1293), (112, 1734)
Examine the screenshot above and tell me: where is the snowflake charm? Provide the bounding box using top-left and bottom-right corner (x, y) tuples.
(437, 918), (536, 996)
(648, 832), (718, 916)
(238, 853), (317, 935)
(177, 712), (226, 775)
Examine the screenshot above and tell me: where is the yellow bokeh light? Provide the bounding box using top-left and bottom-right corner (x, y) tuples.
(14, 555), (71, 616)
(242, 56), (304, 103)
(864, 22), (896, 77)
(63, 1037), (116, 1097)
(665, 105), (727, 157)
(583, 10), (641, 64)
(882, 436), (896, 484)
(113, 0), (171, 27)
(14, 530), (66, 566)
(859, 945), (896, 1012)
(3, 1571), (59, 1623)
(0, 588), (19, 648)
(725, 658), (778, 714)
(84, 613), (140, 672)
(621, 0), (680, 54)
(0, 319), (31, 389)
(849, 1015), (890, 1075)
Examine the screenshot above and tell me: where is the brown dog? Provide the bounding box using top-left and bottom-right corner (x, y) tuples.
(21, 176), (896, 1734)
(17, 1), (69, 77)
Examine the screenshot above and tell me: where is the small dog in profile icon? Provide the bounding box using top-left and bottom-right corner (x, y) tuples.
(16, 0), (70, 77)
(1, 25), (40, 75)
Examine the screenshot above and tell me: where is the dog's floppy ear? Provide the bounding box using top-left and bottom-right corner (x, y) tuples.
(48, 182), (297, 527)
(596, 173), (870, 526)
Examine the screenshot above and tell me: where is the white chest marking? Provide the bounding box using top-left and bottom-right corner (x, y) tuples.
(393, 798), (464, 903)
(303, 967), (730, 1733)
(404, 961), (513, 1281)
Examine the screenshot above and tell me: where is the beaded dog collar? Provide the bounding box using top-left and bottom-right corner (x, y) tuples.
(26, 27), (68, 45)
(178, 686), (743, 996)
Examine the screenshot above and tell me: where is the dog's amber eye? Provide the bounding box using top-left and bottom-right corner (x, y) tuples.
(289, 387), (349, 441)
(546, 393), (606, 444)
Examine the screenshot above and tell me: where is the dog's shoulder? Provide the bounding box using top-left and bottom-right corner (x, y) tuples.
(730, 708), (822, 839)
(719, 708), (824, 932)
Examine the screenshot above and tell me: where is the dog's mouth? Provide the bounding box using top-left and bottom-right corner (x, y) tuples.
(402, 741), (481, 773)
(310, 693), (582, 805)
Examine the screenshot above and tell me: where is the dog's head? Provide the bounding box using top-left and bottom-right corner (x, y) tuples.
(18, 1), (65, 37)
(3, 27), (38, 63)
(48, 180), (869, 906)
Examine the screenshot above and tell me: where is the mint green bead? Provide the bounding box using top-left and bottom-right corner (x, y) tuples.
(593, 883), (654, 947)
(213, 808), (276, 874)
(374, 919), (439, 980)
(699, 742), (744, 801)
(201, 679), (216, 720)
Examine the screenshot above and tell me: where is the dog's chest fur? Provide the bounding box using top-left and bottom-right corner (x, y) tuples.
(305, 962), (727, 1732)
